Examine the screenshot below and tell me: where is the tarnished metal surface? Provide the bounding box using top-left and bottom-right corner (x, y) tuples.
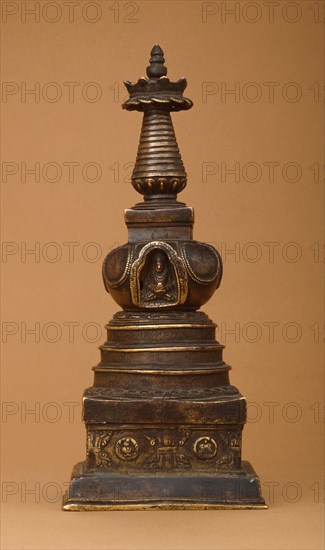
(63, 46), (266, 511)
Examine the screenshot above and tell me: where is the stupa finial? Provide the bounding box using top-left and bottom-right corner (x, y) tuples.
(146, 45), (167, 78)
(122, 45), (192, 112)
(122, 46), (193, 198)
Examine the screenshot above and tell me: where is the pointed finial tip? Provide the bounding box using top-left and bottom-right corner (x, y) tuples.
(151, 44), (164, 56)
(146, 44), (167, 79)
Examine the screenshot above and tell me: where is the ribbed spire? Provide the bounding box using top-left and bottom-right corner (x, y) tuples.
(132, 109), (186, 196)
(122, 46), (192, 199)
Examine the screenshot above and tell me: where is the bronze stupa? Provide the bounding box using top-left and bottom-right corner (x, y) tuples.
(63, 45), (266, 510)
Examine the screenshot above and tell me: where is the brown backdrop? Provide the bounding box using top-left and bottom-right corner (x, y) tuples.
(1, 1), (324, 548)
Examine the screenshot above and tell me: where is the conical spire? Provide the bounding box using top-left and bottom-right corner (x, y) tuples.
(131, 108), (187, 196)
(122, 46), (193, 199)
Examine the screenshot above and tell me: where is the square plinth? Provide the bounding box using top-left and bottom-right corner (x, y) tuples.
(63, 460), (266, 510)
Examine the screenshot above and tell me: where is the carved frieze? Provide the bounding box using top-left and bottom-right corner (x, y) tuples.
(86, 427), (243, 473)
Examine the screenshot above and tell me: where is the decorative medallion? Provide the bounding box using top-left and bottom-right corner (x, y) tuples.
(115, 436), (139, 461)
(193, 436), (217, 460)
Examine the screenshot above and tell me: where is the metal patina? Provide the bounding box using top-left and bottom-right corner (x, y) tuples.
(63, 46), (266, 511)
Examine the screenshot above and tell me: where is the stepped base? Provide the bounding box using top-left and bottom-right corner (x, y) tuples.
(62, 460), (266, 510)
